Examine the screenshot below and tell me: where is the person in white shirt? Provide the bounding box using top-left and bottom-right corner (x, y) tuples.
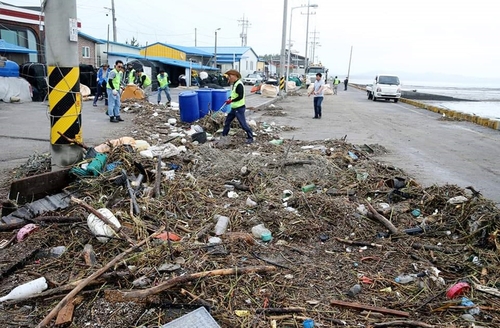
(308, 73), (325, 119)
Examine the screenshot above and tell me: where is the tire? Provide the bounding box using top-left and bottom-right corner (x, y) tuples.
(372, 95), (377, 101)
(394, 99), (399, 103)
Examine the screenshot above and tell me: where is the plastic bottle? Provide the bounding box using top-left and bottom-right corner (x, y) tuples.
(214, 215), (230, 235)
(394, 274), (418, 284)
(251, 224), (272, 241)
(0, 277), (48, 302)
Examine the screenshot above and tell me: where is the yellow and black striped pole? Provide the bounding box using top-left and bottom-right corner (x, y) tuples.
(48, 66), (82, 164)
(45, 0), (83, 169)
(279, 77), (285, 90)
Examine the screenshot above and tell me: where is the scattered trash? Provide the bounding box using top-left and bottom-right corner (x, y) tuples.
(411, 209), (421, 217)
(447, 195), (468, 204)
(214, 215), (230, 236)
(87, 208), (121, 243)
(347, 284), (362, 297)
(446, 282), (470, 299)
(16, 223), (39, 242)
(0, 277), (48, 302)
(303, 318), (314, 328)
(251, 224), (272, 242)
(161, 306), (220, 328)
(461, 297), (480, 315)
(301, 184), (316, 192)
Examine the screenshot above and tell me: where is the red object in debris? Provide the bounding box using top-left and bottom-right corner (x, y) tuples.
(446, 282), (470, 299)
(154, 231), (181, 241)
(16, 224), (39, 242)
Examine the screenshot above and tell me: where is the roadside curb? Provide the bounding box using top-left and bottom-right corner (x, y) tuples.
(351, 85), (500, 131)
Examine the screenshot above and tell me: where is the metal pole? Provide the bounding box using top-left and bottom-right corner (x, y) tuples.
(347, 45), (353, 79)
(304, 0), (310, 67)
(286, 6), (295, 93)
(279, 0), (288, 83)
(106, 24), (110, 63)
(195, 28), (197, 46)
(45, 0), (83, 170)
(214, 28), (220, 69)
(111, 0), (117, 42)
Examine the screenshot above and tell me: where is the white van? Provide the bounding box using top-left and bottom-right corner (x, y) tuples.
(367, 74), (401, 102)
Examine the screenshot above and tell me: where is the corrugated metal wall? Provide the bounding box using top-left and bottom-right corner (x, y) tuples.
(140, 44), (185, 60)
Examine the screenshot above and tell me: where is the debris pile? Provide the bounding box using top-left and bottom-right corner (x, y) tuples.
(0, 101), (499, 328)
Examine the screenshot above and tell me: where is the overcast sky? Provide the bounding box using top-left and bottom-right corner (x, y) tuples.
(16, 0), (500, 81)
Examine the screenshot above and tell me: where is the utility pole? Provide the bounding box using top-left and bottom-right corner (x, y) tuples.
(310, 28), (320, 64)
(347, 45), (353, 79)
(44, 0), (83, 170)
(304, 0), (310, 67)
(301, 0), (317, 67)
(238, 15), (251, 47)
(111, 0), (117, 42)
(195, 28), (197, 46)
(280, 0), (288, 82)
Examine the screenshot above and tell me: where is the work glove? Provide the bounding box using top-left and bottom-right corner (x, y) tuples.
(112, 89), (118, 96)
(224, 99), (232, 105)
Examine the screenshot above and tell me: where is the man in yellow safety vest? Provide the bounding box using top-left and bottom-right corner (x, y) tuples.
(137, 69), (152, 100)
(221, 69), (254, 144)
(157, 69), (171, 106)
(333, 76), (341, 95)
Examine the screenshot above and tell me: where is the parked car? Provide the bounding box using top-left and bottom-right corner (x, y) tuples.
(243, 73), (263, 85)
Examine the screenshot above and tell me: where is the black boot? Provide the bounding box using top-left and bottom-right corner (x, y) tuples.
(110, 116), (119, 123)
(116, 116), (124, 121)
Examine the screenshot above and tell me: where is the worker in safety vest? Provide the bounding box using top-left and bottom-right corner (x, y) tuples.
(125, 63), (136, 85)
(333, 76), (341, 95)
(157, 69), (172, 106)
(136, 69), (152, 100)
(106, 60), (124, 123)
(221, 69), (254, 144)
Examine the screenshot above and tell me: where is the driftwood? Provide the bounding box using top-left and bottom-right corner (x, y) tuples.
(70, 196), (136, 246)
(121, 169), (140, 215)
(366, 202), (399, 234)
(105, 265), (276, 302)
(224, 181), (250, 191)
(255, 307), (306, 314)
(154, 155), (162, 198)
(373, 321), (435, 328)
(411, 243), (454, 254)
(330, 299), (409, 317)
(334, 236), (383, 248)
(268, 160), (314, 168)
(37, 226), (164, 328)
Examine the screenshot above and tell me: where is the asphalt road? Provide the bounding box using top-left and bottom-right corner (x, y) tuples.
(248, 87), (500, 205)
(2, 86), (499, 206)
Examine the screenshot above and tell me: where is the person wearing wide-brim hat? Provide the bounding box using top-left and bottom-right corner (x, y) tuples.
(221, 69), (254, 144)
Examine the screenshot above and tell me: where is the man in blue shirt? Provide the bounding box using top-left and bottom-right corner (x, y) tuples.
(308, 73), (325, 119)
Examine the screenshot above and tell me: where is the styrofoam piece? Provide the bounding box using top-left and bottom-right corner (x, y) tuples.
(161, 307), (220, 328)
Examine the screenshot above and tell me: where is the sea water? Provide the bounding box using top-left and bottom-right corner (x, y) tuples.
(352, 79), (500, 119)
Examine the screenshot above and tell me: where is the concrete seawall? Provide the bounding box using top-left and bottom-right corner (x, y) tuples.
(351, 84), (500, 131)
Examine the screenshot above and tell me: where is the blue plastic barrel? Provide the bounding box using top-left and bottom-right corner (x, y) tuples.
(196, 89), (212, 118)
(179, 91), (200, 123)
(0, 60), (20, 77)
(212, 89), (231, 112)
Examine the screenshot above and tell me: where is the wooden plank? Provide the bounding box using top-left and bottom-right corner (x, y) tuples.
(9, 169), (72, 205)
(330, 299), (410, 317)
(55, 296), (83, 326)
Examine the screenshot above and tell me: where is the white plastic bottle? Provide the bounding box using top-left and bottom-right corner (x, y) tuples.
(0, 277), (48, 302)
(214, 215), (230, 235)
(394, 274), (417, 284)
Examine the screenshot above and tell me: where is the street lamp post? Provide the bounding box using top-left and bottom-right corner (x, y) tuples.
(214, 28), (221, 69)
(286, 3), (318, 93)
